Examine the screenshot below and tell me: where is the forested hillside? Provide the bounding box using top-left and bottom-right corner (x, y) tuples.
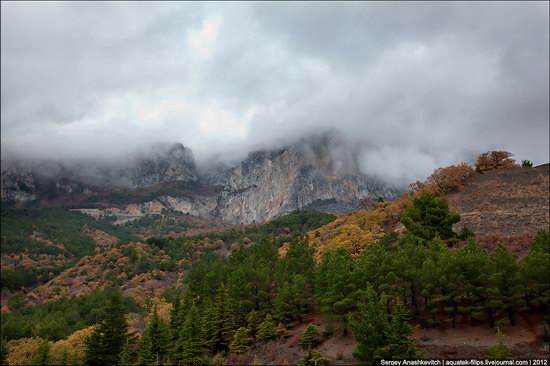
(0, 208), (134, 291)
(1, 195), (548, 365)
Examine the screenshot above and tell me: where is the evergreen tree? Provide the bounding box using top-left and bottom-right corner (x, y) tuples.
(315, 249), (356, 335)
(84, 290), (129, 366)
(400, 193), (460, 240)
(84, 328), (102, 365)
(521, 230), (550, 311)
(229, 327), (253, 354)
(275, 274), (308, 324)
(246, 310), (261, 339)
(489, 244), (521, 326)
(386, 302), (422, 360)
(256, 314), (281, 342)
(299, 324), (322, 349)
(169, 293), (182, 343)
(0, 338), (7, 366)
(137, 332), (154, 366)
(352, 287), (422, 364)
(176, 302), (208, 365)
(351, 287), (391, 364)
(60, 348), (69, 366)
(209, 283), (236, 351)
(32, 339), (50, 366)
(119, 339), (134, 366)
(487, 328), (513, 360)
(454, 240), (493, 326)
(298, 349), (330, 366)
(138, 306), (170, 365)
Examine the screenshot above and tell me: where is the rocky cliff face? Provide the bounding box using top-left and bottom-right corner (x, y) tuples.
(201, 134), (396, 223)
(1, 134), (398, 223)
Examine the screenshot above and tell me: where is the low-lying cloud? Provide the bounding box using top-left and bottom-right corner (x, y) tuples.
(1, 2), (548, 186)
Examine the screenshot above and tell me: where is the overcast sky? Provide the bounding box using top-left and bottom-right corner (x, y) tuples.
(1, 1), (548, 185)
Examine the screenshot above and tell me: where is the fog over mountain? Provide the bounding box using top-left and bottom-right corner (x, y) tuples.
(1, 2), (548, 186)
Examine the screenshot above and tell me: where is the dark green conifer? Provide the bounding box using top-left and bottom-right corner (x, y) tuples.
(32, 339), (50, 366)
(487, 328), (513, 360)
(256, 314), (280, 342)
(84, 290), (129, 365)
(299, 324), (322, 349)
(298, 349), (330, 366)
(119, 338), (133, 366)
(59, 348), (68, 366)
(176, 302), (208, 365)
(0, 338), (7, 366)
(400, 193), (460, 240)
(169, 293), (182, 342)
(386, 302), (422, 360)
(229, 327), (253, 354)
(138, 305), (170, 365)
(246, 310), (261, 339)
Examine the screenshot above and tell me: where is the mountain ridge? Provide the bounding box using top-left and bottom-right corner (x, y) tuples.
(1, 133), (399, 223)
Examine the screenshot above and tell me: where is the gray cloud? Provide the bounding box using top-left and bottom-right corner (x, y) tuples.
(1, 1), (548, 186)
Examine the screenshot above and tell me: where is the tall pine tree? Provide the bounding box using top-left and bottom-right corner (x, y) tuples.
(84, 290), (129, 365)
(176, 302), (208, 365)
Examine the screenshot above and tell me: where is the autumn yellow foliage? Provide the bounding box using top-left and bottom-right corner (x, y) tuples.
(6, 337), (42, 366)
(5, 326), (95, 366)
(50, 326), (95, 364)
(308, 192), (418, 260)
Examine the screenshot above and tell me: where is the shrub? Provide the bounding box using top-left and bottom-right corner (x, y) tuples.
(521, 160), (533, 167)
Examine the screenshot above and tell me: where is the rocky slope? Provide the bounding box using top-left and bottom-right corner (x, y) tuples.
(1, 134), (398, 224)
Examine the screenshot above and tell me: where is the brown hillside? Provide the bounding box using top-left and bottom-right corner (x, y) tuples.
(447, 164), (549, 256)
(447, 164), (549, 236)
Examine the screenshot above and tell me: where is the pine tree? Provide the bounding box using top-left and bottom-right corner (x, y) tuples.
(84, 290), (129, 366)
(137, 332), (154, 366)
(176, 302), (208, 365)
(84, 328), (102, 365)
(119, 339), (133, 366)
(315, 249), (356, 335)
(102, 291), (130, 365)
(487, 328), (513, 360)
(299, 324), (322, 349)
(229, 327), (253, 354)
(386, 302), (422, 360)
(400, 193), (460, 240)
(60, 348), (69, 366)
(298, 349), (330, 366)
(521, 230), (550, 311)
(0, 338), (7, 366)
(169, 293), (182, 343)
(275, 274), (308, 324)
(209, 283), (235, 351)
(32, 339), (50, 366)
(490, 244), (521, 326)
(352, 288), (421, 364)
(138, 306), (170, 365)
(256, 314), (280, 342)
(246, 310), (261, 339)
(351, 287), (391, 364)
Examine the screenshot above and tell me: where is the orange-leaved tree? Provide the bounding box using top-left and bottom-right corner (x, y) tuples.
(475, 151), (518, 174)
